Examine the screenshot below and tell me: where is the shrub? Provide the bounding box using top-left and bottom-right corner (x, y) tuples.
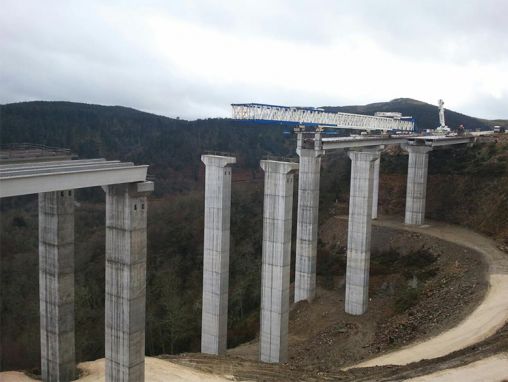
(394, 288), (419, 313)
(371, 248), (401, 275)
(401, 248), (437, 268)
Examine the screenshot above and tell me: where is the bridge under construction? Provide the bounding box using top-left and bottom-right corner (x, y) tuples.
(0, 101), (495, 381)
(200, 101), (493, 364)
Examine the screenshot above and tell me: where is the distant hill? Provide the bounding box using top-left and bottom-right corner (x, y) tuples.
(0, 99), (497, 195)
(322, 98), (491, 132)
(0, 101), (292, 195)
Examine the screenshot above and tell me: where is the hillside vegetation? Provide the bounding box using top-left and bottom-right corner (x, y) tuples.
(0, 99), (506, 372)
(323, 98), (491, 132)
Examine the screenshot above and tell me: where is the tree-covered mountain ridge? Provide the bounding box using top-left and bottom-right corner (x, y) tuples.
(322, 97), (496, 131)
(0, 98), (501, 196)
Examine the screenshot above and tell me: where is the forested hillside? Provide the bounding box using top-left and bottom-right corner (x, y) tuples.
(0, 101), (292, 196)
(0, 100), (506, 372)
(0, 99), (493, 196)
(322, 98), (491, 132)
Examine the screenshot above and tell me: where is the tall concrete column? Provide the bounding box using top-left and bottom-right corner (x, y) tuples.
(294, 146), (323, 303)
(404, 145), (433, 225)
(105, 181), (153, 382)
(372, 157), (380, 220)
(345, 148), (381, 315)
(200, 154), (236, 355)
(39, 190), (75, 382)
(259, 160), (298, 363)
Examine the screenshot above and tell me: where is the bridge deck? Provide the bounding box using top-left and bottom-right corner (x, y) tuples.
(0, 159), (149, 198)
(321, 134), (479, 151)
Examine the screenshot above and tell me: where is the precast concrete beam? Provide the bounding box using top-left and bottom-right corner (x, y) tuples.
(104, 181), (152, 382)
(372, 157), (380, 220)
(345, 147), (382, 315)
(0, 161), (148, 198)
(200, 155), (236, 355)
(404, 145), (433, 225)
(39, 190), (76, 382)
(294, 147), (322, 303)
(259, 160), (298, 363)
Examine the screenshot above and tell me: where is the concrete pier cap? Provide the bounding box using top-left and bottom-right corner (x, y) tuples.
(260, 159), (299, 174)
(201, 154), (237, 167)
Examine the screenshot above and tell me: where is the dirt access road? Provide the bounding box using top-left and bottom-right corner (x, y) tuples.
(407, 353), (508, 381)
(0, 357), (233, 382)
(349, 217), (508, 369)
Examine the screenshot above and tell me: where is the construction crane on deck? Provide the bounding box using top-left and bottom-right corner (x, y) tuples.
(231, 103), (415, 132)
(435, 99), (451, 135)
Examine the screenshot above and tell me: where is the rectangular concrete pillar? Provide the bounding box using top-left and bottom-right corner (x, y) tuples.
(105, 181), (153, 382)
(39, 190), (75, 382)
(200, 154), (236, 355)
(345, 148), (381, 315)
(259, 160), (298, 363)
(404, 146), (433, 225)
(372, 157), (380, 220)
(294, 149), (322, 303)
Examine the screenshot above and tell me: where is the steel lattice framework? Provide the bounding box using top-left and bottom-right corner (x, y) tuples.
(232, 103), (415, 132)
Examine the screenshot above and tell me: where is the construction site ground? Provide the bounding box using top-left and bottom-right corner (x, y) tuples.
(164, 217), (508, 381)
(2, 217), (507, 381)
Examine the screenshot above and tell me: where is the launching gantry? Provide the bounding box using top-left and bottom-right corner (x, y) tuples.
(231, 103), (415, 132)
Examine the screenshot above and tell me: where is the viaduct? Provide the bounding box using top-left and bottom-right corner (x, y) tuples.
(200, 132), (477, 363)
(0, 131), (481, 380)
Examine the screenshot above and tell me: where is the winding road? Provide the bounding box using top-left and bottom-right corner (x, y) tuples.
(350, 218), (508, 369)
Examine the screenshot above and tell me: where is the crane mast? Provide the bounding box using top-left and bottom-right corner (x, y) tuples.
(436, 99), (451, 135)
(232, 103), (415, 132)
(438, 99), (446, 128)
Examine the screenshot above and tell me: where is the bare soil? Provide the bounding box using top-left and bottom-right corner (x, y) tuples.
(162, 217), (507, 381)
(5, 217), (504, 381)
(227, 217), (489, 369)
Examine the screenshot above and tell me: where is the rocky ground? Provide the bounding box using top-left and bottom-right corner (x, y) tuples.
(228, 217), (489, 370)
(3, 217), (504, 381)
(158, 217), (502, 381)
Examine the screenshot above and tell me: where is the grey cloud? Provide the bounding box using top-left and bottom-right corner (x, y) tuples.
(0, 0), (506, 120)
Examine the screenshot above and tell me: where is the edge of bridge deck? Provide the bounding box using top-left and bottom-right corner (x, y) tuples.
(0, 159), (149, 198)
(321, 134), (479, 150)
(0, 158), (108, 169)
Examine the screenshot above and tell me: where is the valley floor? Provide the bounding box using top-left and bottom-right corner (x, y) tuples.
(351, 217), (508, 368)
(165, 218), (508, 381)
(1, 217), (507, 381)
(0, 357), (232, 382)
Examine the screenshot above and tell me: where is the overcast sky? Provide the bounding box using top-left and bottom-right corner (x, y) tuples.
(1, 0), (507, 120)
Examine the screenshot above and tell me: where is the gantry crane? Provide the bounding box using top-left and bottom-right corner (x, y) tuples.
(435, 99), (451, 135)
(231, 103), (415, 132)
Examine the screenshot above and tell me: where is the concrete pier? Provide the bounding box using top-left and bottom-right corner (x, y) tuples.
(345, 148), (381, 315)
(105, 181), (153, 382)
(259, 160), (298, 363)
(294, 147), (322, 303)
(404, 146), (433, 225)
(372, 157), (380, 219)
(39, 190), (76, 382)
(200, 155), (236, 355)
